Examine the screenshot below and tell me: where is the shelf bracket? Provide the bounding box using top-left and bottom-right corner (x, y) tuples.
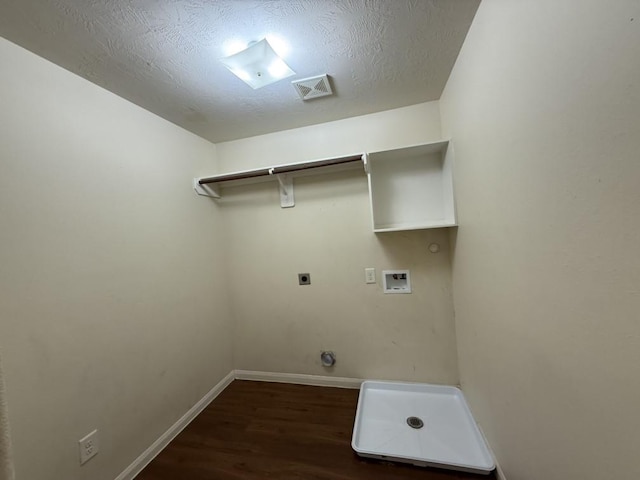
(362, 153), (370, 174)
(193, 178), (220, 198)
(275, 173), (294, 208)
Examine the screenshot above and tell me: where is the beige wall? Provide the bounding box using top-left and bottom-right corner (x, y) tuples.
(0, 38), (233, 480)
(216, 103), (460, 383)
(216, 102), (442, 169)
(9, 1), (639, 477)
(440, 1), (640, 479)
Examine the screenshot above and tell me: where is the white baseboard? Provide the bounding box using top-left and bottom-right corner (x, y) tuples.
(115, 370), (235, 480)
(234, 370), (363, 389)
(495, 462), (507, 480)
(475, 423), (506, 480)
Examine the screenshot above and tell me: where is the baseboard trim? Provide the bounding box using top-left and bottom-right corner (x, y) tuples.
(495, 462), (507, 480)
(475, 424), (506, 480)
(115, 370), (235, 480)
(234, 370), (363, 389)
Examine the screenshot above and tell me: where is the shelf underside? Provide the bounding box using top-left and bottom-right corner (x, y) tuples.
(373, 220), (457, 233)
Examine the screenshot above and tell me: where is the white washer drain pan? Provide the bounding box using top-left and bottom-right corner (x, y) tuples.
(351, 381), (495, 475)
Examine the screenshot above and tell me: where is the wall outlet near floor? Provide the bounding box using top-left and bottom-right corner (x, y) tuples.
(79, 429), (99, 465)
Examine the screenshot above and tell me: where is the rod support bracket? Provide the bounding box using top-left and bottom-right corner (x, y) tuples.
(193, 178), (220, 198)
(276, 174), (294, 208)
(362, 153), (370, 174)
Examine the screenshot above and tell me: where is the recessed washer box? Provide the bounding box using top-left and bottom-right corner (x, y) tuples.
(351, 381), (495, 474)
(382, 270), (411, 293)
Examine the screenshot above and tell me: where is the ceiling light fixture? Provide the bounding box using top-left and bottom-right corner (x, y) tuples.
(220, 38), (295, 89)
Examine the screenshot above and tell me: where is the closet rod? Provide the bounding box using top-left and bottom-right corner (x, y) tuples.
(198, 168), (271, 185)
(198, 154), (363, 185)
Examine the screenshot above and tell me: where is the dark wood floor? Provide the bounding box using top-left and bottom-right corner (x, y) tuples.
(136, 380), (495, 480)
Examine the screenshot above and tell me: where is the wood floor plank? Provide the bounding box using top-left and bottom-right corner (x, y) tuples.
(135, 380), (495, 480)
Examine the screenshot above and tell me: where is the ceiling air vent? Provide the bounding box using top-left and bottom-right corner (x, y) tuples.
(292, 74), (333, 100)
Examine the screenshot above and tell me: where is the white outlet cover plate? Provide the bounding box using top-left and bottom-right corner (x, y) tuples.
(365, 268), (376, 284)
(79, 429), (99, 465)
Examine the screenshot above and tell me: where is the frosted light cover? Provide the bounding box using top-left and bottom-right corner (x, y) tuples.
(220, 39), (295, 89)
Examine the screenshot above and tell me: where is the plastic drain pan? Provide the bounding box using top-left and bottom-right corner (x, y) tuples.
(351, 381), (495, 474)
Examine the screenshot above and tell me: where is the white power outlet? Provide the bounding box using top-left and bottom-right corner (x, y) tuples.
(365, 267), (376, 284)
(79, 429), (99, 465)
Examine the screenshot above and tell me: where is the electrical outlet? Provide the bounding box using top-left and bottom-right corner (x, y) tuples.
(79, 429), (99, 465)
(365, 268), (376, 284)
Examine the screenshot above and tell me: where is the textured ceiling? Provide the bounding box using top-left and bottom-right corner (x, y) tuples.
(0, 0), (480, 143)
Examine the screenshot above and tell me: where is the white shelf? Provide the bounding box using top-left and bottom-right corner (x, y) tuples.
(373, 220), (457, 233)
(194, 140), (457, 232)
(366, 140), (456, 232)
